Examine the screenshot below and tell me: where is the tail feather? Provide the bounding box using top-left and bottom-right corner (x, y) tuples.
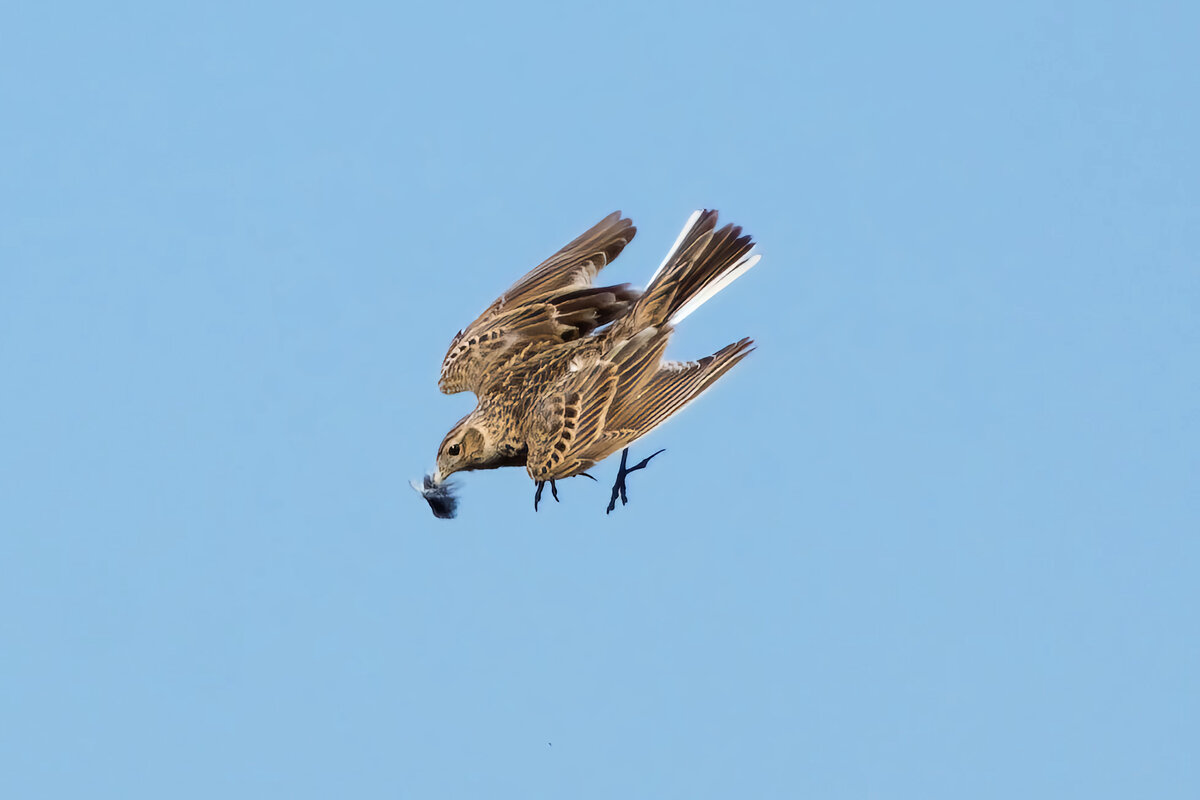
(669, 251), (760, 325)
(646, 209), (703, 286)
(619, 210), (759, 335)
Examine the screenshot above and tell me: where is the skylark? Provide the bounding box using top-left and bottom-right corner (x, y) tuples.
(414, 209), (761, 518)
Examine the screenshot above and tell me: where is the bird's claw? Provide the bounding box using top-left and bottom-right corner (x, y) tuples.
(533, 479), (559, 511)
(606, 448), (665, 514)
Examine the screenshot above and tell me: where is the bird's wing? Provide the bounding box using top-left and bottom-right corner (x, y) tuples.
(439, 212), (639, 396)
(603, 337), (755, 437)
(524, 359), (622, 482)
(526, 335), (755, 482)
(523, 330), (667, 481)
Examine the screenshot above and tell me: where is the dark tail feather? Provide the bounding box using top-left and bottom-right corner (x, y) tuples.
(619, 210), (758, 334)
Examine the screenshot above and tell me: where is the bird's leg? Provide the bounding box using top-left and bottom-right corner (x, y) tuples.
(533, 479), (561, 511)
(606, 448), (666, 514)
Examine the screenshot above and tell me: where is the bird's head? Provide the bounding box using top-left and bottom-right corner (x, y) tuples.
(411, 415), (487, 520)
(433, 417), (488, 484)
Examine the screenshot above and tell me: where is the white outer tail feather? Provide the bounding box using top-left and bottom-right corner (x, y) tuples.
(668, 251), (761, 325)
(647, 209), (703, 286)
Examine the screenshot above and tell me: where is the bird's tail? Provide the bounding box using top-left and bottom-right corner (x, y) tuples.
(616, 210), (760, 335)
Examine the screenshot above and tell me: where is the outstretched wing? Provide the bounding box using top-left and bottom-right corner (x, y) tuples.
(439, 212), (639, 396)
(525, 335), (754, 482)
(522, 329), (666, 481)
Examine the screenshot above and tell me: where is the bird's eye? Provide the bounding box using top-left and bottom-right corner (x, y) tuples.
(447, 443), (461, 456)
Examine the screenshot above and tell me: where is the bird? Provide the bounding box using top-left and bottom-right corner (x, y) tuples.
(413, 209), (761, 518)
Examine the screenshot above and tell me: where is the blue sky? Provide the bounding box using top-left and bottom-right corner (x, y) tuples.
(2, 0), (1196, 797)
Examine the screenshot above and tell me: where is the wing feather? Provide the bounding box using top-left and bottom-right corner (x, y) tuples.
(439, 213), (639, 396)
(525, 361), (619, 481)
(606, 338), (755, 439)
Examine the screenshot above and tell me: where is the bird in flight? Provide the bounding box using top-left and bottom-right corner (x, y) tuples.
(413, 209), (761, 518)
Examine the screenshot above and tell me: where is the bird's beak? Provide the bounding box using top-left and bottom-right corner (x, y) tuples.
(431, 468), (444, 486)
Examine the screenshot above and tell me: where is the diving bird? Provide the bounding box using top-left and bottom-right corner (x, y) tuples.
(413, 209), (760, 518)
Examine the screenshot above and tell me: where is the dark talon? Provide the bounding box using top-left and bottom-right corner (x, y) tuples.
(606, 448), (665, 514)
(534, 479), (560, 511)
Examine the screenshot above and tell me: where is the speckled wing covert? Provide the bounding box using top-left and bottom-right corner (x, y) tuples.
(524, 335), (755, 483)
(438, 212), (641, 397)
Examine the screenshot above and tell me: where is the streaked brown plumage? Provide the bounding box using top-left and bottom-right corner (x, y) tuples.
(421, 209), (760, 516)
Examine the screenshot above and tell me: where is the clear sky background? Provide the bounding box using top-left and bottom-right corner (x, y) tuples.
(2, 1), (1196, 797)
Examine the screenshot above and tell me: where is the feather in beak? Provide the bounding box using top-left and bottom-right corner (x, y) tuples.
(410, 473), (459, 519)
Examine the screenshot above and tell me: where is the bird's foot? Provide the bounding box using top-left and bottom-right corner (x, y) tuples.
(606, 448), (665, 514)
(533, 479), (559, 511)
